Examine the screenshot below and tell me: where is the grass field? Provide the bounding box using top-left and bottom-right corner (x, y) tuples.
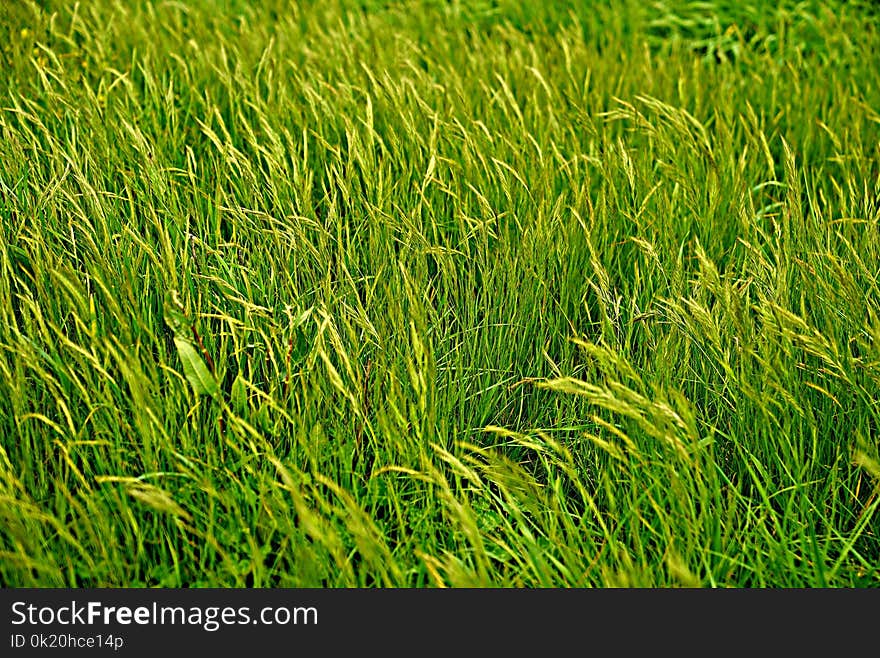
(1, 0), (879, 587)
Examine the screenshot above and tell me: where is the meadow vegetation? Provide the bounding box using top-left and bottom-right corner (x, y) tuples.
(1, 0), (879, 586)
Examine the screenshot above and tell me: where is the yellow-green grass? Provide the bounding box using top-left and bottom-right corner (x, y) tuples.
(0, 0), (878, 586)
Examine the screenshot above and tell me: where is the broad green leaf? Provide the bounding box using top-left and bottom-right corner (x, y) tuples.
(290, 325), (311, 365)
(174, 336), (219, 397)
(230, 372), (247, 412)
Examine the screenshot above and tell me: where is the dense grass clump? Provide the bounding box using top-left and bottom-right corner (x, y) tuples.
(1, 0), (878, 587)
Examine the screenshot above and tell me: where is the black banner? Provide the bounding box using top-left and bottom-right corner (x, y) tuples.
(0, 588), (875, 654)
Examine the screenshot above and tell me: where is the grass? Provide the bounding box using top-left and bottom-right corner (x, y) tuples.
(0, 0), (878, 587)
